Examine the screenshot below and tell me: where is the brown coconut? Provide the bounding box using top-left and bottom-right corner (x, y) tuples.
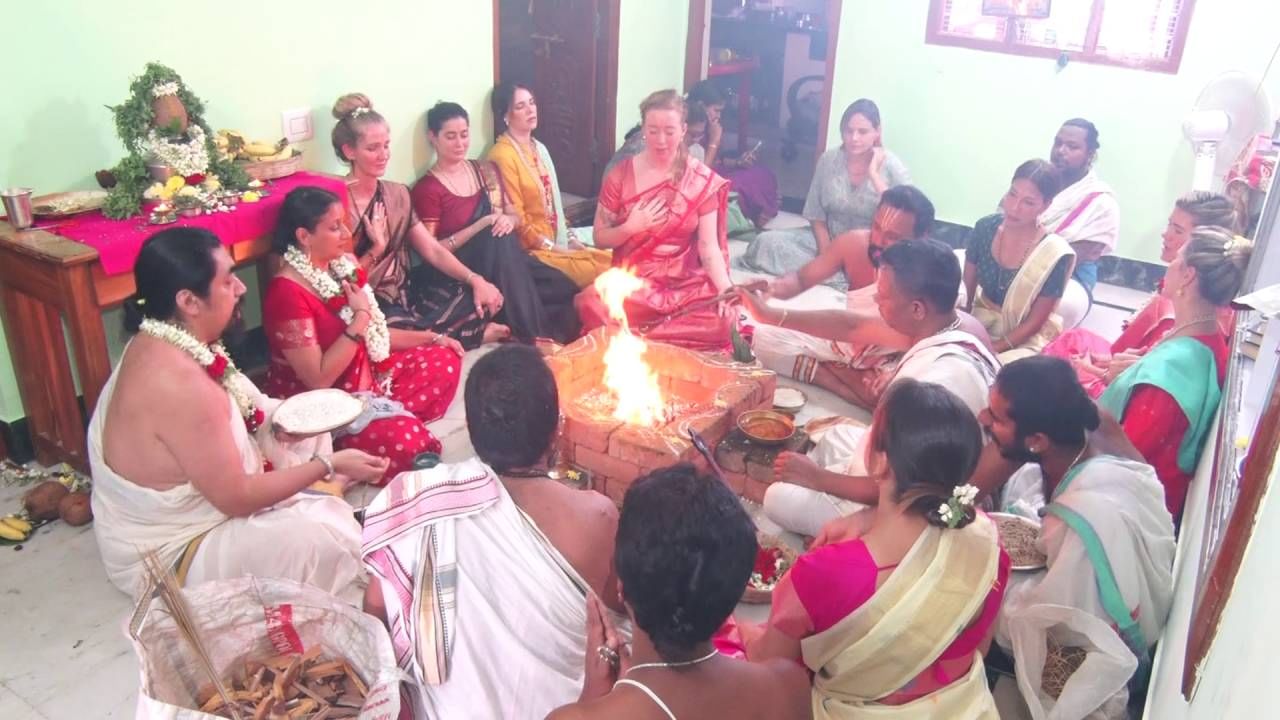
(152, 94), (189, 135)
(23, 480), (68, 521)
(58, 492), (93, 526)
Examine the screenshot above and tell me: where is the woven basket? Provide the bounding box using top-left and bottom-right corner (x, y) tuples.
(741, 533), (798, 604)
(239, 150), (304, 181)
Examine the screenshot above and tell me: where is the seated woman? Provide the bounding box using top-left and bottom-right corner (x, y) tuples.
(487, 82), (612, 288)
(1046, 191), (1238, 397)
(411, 101), (581, 345)
(687, 79), (780, 228)
(576, 89), (736, 352)
(742, 379), (1008, 718)
(330, 93), (505, 350)
(548, 464), (811, 720)
(963, 159), (1075, 362)
(91, 228), (386, 602)
(1099, 226), (1252, 520)
(363, 345), (623, 718)
(742, 98), (910, 288)
(263, 186), (464, 481)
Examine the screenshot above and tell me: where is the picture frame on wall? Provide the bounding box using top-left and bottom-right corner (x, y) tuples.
(982, 0), (1052, 18)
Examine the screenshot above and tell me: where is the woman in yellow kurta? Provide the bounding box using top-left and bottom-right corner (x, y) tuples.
(488, 82), (611, 288)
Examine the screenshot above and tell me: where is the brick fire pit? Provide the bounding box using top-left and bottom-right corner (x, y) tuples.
(546, 328), (776, 504)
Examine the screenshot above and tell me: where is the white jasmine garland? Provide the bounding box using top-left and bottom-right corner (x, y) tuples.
(146, 124), (210, 177)
(281, 245), (390, 363)
(137, 318), (262, 431)
(938, 484), (978, 529)
(151, 81), (181, 98)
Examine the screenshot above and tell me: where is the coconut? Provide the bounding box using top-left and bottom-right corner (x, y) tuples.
(152, 94), (189, 135)
(58, 492), (93, 527)
(23, 481), (69, 521)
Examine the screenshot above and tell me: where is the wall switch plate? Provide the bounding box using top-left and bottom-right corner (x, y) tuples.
(281, 107), (313, 143)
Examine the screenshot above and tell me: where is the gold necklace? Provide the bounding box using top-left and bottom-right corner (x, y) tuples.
(1166, 313), (1218, 339)
(431, 163), (475, 197)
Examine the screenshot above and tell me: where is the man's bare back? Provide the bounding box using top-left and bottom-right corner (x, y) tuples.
(505, 478), (621, 609)
(102, 335), (233, 492)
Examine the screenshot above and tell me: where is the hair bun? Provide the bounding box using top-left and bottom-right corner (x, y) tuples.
(332, 93), (373, 120)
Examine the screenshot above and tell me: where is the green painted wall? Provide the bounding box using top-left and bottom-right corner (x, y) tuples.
(826, 0), (1280, 264)
(616, 0), (690, 141)
(0, 0), (498, 423)
(0, 0), (690, 423)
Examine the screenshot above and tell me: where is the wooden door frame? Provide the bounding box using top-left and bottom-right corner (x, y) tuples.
(492, 0), (620, 196)
(683, 0), (843, 156)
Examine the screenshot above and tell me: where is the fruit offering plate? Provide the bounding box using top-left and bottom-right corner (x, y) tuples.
(273, 389), (364, 436)
(238, 150), (304, 181)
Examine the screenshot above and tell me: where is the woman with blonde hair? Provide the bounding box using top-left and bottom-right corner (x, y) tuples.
(575, 89), (736, 351)
(331, 93), (506, 350)
(1046, 191), (1239, 397)
(1099, 226), (1251, 519)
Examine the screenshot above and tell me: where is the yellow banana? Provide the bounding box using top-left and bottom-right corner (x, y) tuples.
(0, 521), (28, 542)
(2, 516), (32, 533)
(243, 142), (281, 158)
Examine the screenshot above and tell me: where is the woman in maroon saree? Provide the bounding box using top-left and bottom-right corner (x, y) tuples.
(410, 102), (580, 345)
(578, 90), (735, 352)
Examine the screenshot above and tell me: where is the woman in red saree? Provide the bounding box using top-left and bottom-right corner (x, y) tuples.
(577, 89), (736, 352)
(263, 187), (463, 482)
(1044, 191), (1238, 397)
(1099, 227), (1251, 520)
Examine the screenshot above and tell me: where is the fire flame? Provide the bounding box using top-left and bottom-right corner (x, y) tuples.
(593, 268), (666, 426)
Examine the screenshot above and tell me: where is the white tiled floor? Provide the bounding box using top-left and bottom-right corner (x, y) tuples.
(0, 233), (1132, 717)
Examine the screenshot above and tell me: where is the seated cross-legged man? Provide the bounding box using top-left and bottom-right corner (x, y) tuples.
(741, 239), (1000, 537)
(746, 186), (989, 409)
(89, 229), (388, 602)
(361, 344), (622, 720)
(985, 357), (1175, 710)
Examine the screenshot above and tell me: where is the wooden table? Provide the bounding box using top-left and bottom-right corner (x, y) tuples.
(0, 222), (271, 470)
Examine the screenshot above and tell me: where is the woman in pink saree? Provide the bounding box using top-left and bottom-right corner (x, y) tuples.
(1045, 191), (1238, 397)
(576, 90), (736, 352)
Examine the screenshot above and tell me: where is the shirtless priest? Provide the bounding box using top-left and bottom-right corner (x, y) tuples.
(89, 228), (388, 602)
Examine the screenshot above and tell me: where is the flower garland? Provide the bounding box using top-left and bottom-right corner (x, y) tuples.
(138, 318), (264, 432)
(151, 81), (181, 98)
(146, 124), (210, 177)
(281, 245), (391, 365)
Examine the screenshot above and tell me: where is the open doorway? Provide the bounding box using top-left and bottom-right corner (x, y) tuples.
(685, 0), (842, 214)
(494, 0), (620, 205)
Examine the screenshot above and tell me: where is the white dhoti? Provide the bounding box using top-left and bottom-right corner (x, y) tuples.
(363, 459), (611, 720)
(88, 345), (363, 602)
(763, 331), (999, 537)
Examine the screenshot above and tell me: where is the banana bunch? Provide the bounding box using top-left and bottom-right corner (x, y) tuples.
(217, 130), (294, 162)
(0, 515), (32, 542)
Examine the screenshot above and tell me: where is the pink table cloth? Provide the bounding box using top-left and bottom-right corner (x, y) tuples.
(33, 172), (347, 276)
